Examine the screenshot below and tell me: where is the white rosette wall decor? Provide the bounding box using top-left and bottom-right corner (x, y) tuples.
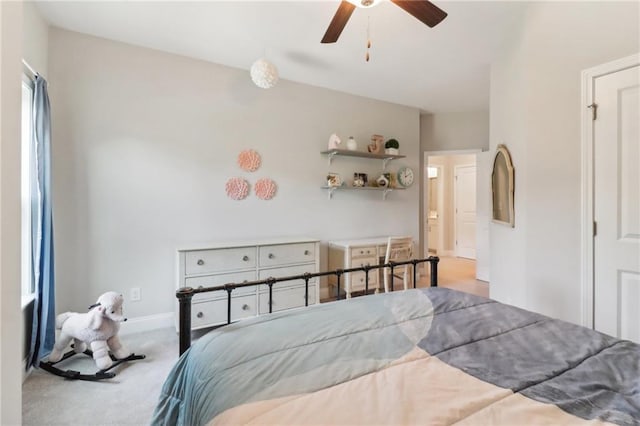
(254, 178), (277, 200)
(237, 149), (261, 172)
(250, 59), (279, 89)
(225, 177), (250, 201)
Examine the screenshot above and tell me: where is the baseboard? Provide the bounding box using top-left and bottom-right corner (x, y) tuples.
(119, 312), (173, 335)
(476, 266), (490, 283)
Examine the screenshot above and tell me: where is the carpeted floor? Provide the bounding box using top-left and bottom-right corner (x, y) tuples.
(22, 327), (179, 426)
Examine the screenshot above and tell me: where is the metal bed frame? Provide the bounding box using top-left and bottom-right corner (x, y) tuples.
(176, 256), (440, 355)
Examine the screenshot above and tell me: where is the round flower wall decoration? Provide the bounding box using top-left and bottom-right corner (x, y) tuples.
(237, 149), (261, 172)
(225, 177), (250, 200)
(254, 178), (277, 200)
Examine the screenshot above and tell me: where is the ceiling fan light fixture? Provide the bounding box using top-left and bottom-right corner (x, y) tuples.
(345, 0), (380, 8)
(250, 58), (279, 89)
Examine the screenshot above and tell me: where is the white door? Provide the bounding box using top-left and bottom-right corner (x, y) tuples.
(455, 165), (477, 260)
(593, 64), (640, 342)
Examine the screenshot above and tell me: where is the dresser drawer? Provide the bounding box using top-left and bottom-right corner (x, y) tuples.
(259, 243), (316, 267)
(351, 256), (378, 269)
(185, 247), (256, 275)
(350, 246), (377, 258)
(258, 263), (317, 289)
(349, 271), (379, 292)
(258, 284), (317, 314)
(191, 295), (256, 329)
(185, 271), (256, 302)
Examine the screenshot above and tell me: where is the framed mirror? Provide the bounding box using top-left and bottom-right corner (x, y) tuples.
(492, 144), (515, 227)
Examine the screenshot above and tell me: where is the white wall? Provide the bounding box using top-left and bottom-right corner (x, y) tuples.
(475, 151), (491, 282)
(23, 1), (49, 78)
(49, 28), (421, 318)
(0, 1), (23, 423)
(420, 110), (489, 152)
(490, 1), (639, 324)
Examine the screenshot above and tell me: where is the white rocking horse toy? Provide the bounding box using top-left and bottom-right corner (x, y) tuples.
(41, 291), (145, 381)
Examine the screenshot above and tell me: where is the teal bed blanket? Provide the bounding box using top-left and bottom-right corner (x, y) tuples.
(152, 288), (640, 425)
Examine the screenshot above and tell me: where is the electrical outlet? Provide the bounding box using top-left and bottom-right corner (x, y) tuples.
(130, 287), (141, 302)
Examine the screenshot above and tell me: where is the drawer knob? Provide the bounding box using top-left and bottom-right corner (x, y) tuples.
(242, 304), (250, 311)
(304, 250), (310, 255)
(268, 253), (275, 259)
(196, 312), (204, 318)
(196, 259), (204, 266)
(360, 250), (364, 254)
(242, 255), (249, 261)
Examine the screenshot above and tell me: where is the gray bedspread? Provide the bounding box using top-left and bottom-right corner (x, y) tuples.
(152, 288), (640, 425)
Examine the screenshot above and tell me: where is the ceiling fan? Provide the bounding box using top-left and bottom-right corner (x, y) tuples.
(321, 0), (447, 44)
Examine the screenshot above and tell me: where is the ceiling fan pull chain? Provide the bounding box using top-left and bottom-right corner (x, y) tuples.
(366, 16), (371, 62)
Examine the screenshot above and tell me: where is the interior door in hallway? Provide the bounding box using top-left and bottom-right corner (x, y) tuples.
(593, 63), (640, 343)
(454, 165), (477, 260)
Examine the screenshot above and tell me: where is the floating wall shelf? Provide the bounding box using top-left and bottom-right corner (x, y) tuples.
(321, 185), (405, 200)
(321, 149), (406, 170)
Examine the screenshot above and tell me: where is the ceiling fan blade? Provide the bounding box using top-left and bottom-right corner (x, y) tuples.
(390, 0), (447, 28)
(321, 1), (356, 44)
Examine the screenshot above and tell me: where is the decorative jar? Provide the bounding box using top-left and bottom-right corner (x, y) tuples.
(346, 136), (357, 151)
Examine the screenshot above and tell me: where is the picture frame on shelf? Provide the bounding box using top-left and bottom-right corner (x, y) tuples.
(327, 173), (342, 188)
(353, 172), (368, 187)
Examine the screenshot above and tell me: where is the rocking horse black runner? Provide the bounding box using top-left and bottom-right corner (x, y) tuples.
(40, 347), (145, 381)
(40, 291), (146, 381)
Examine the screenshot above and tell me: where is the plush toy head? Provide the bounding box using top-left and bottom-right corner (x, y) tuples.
(93, 291), (127, 323)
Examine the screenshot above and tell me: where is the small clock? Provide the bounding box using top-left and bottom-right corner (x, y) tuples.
(397, 166), (415, 187)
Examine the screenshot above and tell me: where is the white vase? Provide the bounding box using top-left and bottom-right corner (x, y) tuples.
(385, 148), (399, 155)
(346, 136), (357, 151)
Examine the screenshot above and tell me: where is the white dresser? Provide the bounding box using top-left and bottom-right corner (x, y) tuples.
(176, 238), (320, 330)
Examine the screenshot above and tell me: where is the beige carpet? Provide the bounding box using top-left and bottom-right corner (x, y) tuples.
(22, 327), (179, 426)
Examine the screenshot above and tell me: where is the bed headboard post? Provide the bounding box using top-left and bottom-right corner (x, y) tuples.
(429, 256), (439, 287)
(177, 287), (195, 355)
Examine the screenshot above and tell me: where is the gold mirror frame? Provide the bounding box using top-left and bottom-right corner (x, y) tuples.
(491, 144), (515, 227)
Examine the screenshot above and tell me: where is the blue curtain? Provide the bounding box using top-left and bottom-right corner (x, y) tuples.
(28, 75), (56, 368)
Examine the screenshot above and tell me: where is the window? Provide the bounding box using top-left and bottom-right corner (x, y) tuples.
(21, 74), (35, 304)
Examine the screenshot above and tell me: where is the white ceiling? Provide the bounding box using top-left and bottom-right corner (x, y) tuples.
(36, 1), (528, 113)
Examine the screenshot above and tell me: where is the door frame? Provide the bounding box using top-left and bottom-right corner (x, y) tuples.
(423, 150), (482, 260)
(580, 53), (640, 329)
(424, 164), (444, 256)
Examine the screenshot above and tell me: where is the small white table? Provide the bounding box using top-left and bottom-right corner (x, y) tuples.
(328, 237), (412, 298)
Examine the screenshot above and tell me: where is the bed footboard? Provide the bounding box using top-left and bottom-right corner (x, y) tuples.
(177, 256), (439, 355)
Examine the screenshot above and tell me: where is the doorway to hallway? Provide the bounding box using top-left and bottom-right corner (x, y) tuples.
(424, 150), (490, 285)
